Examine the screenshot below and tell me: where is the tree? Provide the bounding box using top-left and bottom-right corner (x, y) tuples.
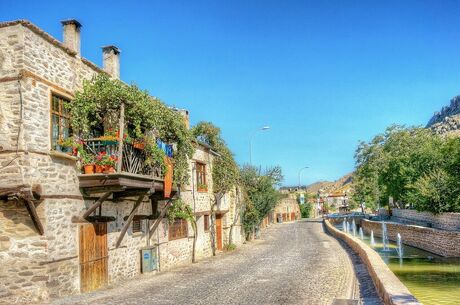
(353, 125), (460, 214)
(240, 165), (283, 240)
(299, 203), (312, 218)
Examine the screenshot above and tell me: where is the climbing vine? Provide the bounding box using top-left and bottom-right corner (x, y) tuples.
(191, 122), (240, 195)
(167, 198), (198, 262)
(191, 121), (241, 253)
(67, 74), (194, 184)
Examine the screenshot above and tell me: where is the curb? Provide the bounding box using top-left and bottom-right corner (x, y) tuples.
(324, 220), (422, 305)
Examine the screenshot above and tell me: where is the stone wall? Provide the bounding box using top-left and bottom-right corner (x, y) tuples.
(361, 219), (460, 257)
(0, 20), (244, 304)
(0, 200), (49, 304)
(391, 208), (460, 231)
(324, 220), (421, 305)
(274, 197), (301, 221)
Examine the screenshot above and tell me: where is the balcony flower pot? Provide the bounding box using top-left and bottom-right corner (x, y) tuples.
(95, 164), (104, 173)
(104, 165), (116, 173)
(83, 164), (94, 174)
(133, 141), (145, 150)
(197, 183), (208, 192)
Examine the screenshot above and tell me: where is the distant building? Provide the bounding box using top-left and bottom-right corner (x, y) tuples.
(274, 194), (301, 222)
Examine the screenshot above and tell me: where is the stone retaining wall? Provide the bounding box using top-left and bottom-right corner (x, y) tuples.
(391, 208), (460, 231)
(362, 219), (460, 257)
(324, 220), (421, 305)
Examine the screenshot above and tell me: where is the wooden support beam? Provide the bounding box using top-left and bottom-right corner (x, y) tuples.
(116, 194), (145, 248)
(0, 184), (42, 200)
(72, 215), (116, 223)
(81, 191), (112, 219)
(23, 199), (44, 235)
(122, 214), (155, 221)
(116, 102), (125, 172)
(148, 200), (173, 238)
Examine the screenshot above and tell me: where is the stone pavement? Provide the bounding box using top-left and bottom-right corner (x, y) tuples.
(41, 220), (382, 305)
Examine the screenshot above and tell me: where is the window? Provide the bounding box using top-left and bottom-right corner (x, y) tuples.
(169, 218), (188, 240)
(132, 219), (142, 233)
(196, 162), (206, 191)
(51, 94), (71, 149)
(203, 215), (209, 232)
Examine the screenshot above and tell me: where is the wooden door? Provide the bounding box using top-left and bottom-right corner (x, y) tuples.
(215, 215), (223, 251)
(291, 212), (295, 221)
(79, 223), (108, 292)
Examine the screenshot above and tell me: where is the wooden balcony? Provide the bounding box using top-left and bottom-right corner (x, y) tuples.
(78, 139), (168, 192)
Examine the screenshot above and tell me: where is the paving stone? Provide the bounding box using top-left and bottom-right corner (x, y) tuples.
(38, 221), (382, 305)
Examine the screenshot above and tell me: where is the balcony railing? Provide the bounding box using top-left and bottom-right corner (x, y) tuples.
(83, 138), (163, 180)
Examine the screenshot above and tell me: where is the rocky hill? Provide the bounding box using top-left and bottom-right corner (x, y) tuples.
(427, 95), (460, 136)
(303, 173), (352, 194)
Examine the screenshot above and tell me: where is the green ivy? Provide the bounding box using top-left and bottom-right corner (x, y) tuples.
(191, 122), (240, 195)
(67, 74), (194, 184)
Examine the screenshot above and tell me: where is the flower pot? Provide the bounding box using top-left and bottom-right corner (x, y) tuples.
(104, 165), (116, 173)
(95, 164), (104, 173)
(83, 165), (94, 174)
(133, 141), (145, 150)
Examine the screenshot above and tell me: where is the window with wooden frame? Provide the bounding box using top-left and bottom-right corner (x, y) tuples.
(196, 162), (207, 192)
(169, 218), (188, 240)
(132, 219), (142, 233)
(51, 93), (71, 150)
(203, 214), (210, 232)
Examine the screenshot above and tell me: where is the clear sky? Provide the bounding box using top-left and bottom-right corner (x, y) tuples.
(2, 0), (460, 186)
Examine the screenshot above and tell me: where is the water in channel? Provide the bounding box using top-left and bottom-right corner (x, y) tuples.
(338, 221), (460, 305)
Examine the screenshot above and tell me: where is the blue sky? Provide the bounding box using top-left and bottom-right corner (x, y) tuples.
(2, 0), (460, 186)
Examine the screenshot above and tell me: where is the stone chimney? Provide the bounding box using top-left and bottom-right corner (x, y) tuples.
(178, 109), (190, 129)
(102, 46), (121, 79)
(61, 19), (81, 55)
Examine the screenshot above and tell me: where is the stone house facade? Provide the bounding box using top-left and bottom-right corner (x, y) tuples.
(0, 19), (244, 304)
(274, 194), (300, 222)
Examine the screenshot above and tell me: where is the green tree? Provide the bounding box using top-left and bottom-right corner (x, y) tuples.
(299, 203), (312, 218)
(240, 165), (283, 239)
(353, 125), (460, 214)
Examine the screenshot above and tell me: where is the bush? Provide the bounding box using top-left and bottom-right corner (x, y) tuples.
(300, 203), (312, 218)
(224, 243), (237, 251)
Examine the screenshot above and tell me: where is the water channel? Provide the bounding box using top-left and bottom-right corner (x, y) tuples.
(337, 221), (460, 305)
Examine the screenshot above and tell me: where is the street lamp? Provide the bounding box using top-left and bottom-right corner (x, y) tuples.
(298, 166), (309, 190)
(249, 126), (270, 165)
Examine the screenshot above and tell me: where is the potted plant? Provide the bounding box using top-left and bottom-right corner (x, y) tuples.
(80, 151), (95, 174)
(57, 138), (74, 154)
(95, 152), (106, 173)
(197, 183), (208, 192)
(94, 152), (117, 173)
(133, 137), (146, 150)
(97, 129), (119, 145)
(106, 155), (118, 173)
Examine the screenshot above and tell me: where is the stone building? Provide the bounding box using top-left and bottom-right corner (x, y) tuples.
(274, 194), (300, 222)
(0, 19), (243, 304)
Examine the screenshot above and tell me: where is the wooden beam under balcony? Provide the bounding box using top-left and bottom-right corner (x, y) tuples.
(78, 172), (160, 189)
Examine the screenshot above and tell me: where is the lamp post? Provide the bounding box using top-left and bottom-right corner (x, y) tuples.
(249, 126), (270, 165)
(298, 166), (309, 190)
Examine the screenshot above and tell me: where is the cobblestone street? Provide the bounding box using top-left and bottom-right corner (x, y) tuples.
(43, 220), (381, 305)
